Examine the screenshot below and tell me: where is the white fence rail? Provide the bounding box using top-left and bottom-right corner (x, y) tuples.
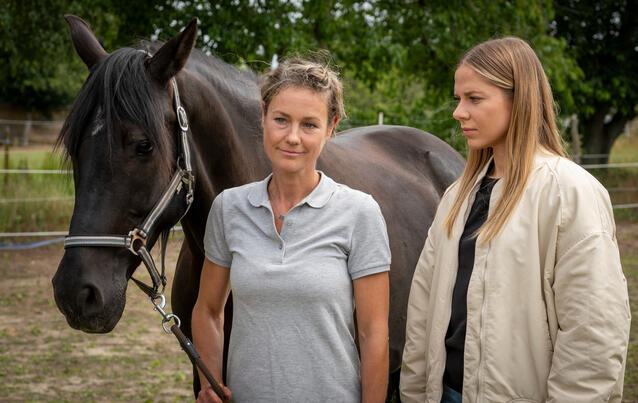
(581, 162), (638, 169)
(0, 196), (74, 204)
(1, 169), (71, 174)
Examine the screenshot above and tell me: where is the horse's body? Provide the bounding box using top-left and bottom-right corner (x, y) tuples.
(53, 17), (464, 399)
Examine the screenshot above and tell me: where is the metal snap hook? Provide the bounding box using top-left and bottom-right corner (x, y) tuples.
(162, 314), (181, 333)
(152, 293), (166, 310)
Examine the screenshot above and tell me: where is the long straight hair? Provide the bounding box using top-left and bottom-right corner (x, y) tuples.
(443, 37), (565, 242)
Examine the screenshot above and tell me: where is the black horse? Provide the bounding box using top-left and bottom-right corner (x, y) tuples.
(52, 16), (464, 400)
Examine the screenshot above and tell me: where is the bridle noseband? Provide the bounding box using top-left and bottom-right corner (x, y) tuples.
(64, 77), (195, 298)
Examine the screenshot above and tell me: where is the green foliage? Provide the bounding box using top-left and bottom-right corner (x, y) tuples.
(553, 0), (637, 119)
(328, 1), (577, 153)
(0, 0), (121, 114)
(3, 0), (635, 158)
(342, 68), (467, 151)
(138, 0), (299, 71)
(552, 0), (637, 160)
(1, 1), (75, 113)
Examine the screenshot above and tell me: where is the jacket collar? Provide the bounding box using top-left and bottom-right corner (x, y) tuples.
(247, 171), (336, 209)
(475, 149), (559, 187)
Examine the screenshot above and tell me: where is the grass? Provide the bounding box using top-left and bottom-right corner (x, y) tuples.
(1, 147), (74, 237)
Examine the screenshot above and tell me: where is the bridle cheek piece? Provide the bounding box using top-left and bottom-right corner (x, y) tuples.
(64, 77), (195, 298)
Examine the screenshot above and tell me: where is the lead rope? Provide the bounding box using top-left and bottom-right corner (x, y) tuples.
(149, 293), (229, 401)
(131, 230), (228, 401)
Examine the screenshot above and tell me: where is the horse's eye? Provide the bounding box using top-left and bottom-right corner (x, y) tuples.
(136, 139), (154, 155)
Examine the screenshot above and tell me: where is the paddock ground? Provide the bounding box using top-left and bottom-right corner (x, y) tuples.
(1, 219), (637, 402)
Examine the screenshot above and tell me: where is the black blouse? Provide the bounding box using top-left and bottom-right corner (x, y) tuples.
(443, 175), (499, 393)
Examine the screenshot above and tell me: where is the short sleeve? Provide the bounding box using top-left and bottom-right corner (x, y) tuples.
(203, 191), (232, 267)
(347, 194), (391, 280)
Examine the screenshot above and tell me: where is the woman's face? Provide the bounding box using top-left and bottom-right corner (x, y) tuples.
(453, 64), (513, 152)
(262, 86), (337, 176)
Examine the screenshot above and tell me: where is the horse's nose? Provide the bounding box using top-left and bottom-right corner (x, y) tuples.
(76, 283), (105, 317)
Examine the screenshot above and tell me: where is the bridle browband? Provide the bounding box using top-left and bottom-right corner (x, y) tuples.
(64, 76), (195, 298)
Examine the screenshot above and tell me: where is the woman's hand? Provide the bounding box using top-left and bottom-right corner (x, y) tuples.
(192, 258), (232, 402)
(196, 384), (232, 403)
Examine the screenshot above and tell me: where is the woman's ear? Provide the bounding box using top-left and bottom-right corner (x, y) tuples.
(328, 116), (340, 138)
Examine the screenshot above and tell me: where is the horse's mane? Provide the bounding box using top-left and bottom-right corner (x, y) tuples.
(57, 48), (174, 176)
(57, 42), (261, 171)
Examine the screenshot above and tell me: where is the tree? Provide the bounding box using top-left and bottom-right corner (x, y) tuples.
(0, 0), (79, 113)
(135, 0), (299, 71)
(0, 0), (122, 114)
(328, 1), (579, 148)
(552, 0), (638, 164)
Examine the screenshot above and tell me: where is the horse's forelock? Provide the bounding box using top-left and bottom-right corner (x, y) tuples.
(57, 48), (174, 181)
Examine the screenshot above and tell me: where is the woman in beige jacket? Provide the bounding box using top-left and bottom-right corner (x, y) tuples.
(400, 37), (630, 403)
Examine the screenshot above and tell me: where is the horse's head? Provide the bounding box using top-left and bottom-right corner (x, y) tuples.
(53, 16), (198, 332)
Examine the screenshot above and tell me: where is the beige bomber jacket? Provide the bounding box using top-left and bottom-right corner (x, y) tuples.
(400, 152), (631, 403)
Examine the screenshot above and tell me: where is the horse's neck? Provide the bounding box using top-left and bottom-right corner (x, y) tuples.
(178, 72), (270, 252)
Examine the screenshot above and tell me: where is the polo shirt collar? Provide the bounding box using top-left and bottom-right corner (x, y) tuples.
(247, 171), (336, 209)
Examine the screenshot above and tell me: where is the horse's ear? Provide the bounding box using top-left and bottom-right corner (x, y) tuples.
(146, 18), (198, 84)
(64, 15), (108, 69)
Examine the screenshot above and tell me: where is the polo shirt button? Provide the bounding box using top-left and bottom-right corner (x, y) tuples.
(278, 244), (283, 249)
(286, 221), (292, 226)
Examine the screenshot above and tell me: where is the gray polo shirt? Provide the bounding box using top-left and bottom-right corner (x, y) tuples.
(204, 172), (391, 402)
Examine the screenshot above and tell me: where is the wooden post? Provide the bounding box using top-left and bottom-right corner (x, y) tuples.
(378, 111), (384, 126)
(22, 111), (32, 146)
(571, 114), (580, 165)
(4, 126), (9, 187)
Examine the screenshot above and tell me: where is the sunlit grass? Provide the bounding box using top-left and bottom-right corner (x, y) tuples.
(0, 148), (74, 237)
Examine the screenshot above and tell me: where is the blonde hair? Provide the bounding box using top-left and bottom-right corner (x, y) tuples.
(260, 55), (346, 134)
(443, 37), (565, 241)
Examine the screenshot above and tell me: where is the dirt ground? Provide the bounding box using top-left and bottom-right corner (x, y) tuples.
(0, 236), (194, 402)
(1, 220), (638, 402)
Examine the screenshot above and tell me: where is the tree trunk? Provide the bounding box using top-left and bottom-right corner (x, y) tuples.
(581, 106), (629, 166)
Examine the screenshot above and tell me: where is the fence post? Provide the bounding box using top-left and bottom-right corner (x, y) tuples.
(4, 126), (9, 188)
(571, 114), (581, 165)
(378, 111), (384, 125)
(22, 111), (32, 147)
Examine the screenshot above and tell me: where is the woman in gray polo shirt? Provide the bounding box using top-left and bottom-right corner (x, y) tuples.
(192, 57), (392, 403)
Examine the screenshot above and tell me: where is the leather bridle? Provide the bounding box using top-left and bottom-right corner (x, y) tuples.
(61, 52), (228, 402)
(64, 77), (195, 298)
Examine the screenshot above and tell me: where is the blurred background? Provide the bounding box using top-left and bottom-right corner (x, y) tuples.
(0, 0), (637, 401)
